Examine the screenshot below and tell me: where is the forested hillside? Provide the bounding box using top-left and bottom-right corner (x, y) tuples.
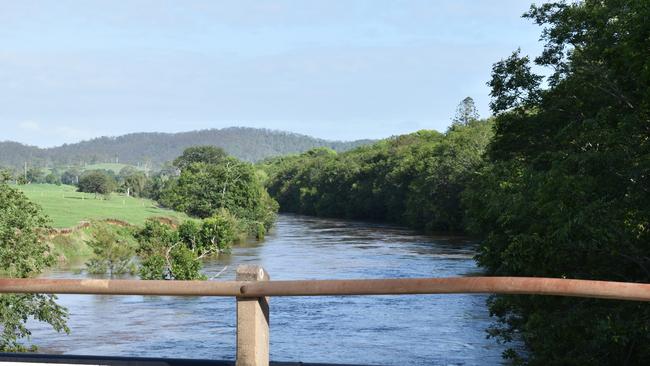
(0, 127), (373, 169)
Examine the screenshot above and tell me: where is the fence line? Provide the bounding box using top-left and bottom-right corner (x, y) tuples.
(1, 276), (649, 301)
(2, 266), (649, 366)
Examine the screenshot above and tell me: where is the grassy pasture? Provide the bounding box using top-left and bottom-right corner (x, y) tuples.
(18, 184), (189, 228)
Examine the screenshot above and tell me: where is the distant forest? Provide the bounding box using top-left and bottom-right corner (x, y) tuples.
(0, 127), (374, 169)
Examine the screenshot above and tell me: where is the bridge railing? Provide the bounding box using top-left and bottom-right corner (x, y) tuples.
(1, 264), (649, 366)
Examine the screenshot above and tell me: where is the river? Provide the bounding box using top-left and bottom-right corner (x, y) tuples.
(30, 214), (510, 365)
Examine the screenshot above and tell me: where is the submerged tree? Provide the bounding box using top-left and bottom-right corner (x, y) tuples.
(0, 182), (68, 351)
(135, 216), (236, 281)
(85, 224), (137, 277)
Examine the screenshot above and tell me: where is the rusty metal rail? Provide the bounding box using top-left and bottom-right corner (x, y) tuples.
(2, 269), (649, 366)
(1, 276), (649, 301)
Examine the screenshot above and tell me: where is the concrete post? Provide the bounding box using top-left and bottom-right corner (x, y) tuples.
(236, 265), (270, 366)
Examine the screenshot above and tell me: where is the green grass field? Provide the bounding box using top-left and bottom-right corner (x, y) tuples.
(18, 184), (190, 228)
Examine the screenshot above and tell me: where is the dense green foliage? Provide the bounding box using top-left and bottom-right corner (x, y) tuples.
(126, 148), (269, 280)
(173, 146), (227, 170)
(463, 1), (650, 364)
(135, 220), (204, 280)
(85, 224), (137, 276)
(0, 127), (373, 169)
(0, 182), (68, 351)
(77, 170), (117, 198)
(44, 173), (61, 185)
(264, 120), (492, 232)
(117, 166), (147, 197)
(134, 216), (235, 280)
(61, 168), (80, 185)
(26, 167), (45, 184)
(162, 147), (278, 236)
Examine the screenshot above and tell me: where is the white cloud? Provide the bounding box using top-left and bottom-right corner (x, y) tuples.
(18, 120), (41, 132)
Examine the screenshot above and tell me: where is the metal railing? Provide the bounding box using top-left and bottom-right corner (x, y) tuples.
(1, 265), (649, 366)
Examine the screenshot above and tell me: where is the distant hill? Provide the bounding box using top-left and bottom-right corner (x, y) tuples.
(0, 127), (374, 169)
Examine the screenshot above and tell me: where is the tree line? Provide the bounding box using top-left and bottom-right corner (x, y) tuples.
(263, 114), (492, 233)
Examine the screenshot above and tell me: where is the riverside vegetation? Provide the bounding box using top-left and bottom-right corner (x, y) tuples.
(263, 113), (492, 233)
(77, 146), (278, 280)
(0, 147), (278, 351)
(466, 2), (650, 364)
(1, 1), (648, 364)
(0, 173), (69, 352)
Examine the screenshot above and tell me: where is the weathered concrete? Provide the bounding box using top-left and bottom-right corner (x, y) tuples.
(236, 265), (270, 366)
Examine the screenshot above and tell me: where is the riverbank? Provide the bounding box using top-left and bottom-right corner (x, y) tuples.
(44, 217), (186, 265)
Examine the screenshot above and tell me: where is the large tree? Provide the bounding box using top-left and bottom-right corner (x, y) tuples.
(465, 1), (650, 364)
(163, 149), (277, 234)
(77, 170), (117, 198)
(452, 96), (480, 126)
(173, 146), (227, 171)
(25, 167), (45, 184)
(61, 168), (80, 185)
(118, 166), (147, 197)
(0, 182), (68, 351)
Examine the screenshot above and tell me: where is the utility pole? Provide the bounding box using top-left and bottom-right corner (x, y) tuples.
(24, 161), (27, 181)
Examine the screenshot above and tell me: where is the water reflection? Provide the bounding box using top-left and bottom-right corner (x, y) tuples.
(29, 214), (508, 365)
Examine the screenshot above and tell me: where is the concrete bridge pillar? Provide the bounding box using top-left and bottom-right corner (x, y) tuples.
(236, 265), (270, 366)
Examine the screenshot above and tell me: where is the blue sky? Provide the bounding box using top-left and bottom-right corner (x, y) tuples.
(0, 0), (545, 147)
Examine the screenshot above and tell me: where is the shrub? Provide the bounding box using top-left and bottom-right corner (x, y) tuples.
(138, 254), (166, 280)
(198, 209), (239, 253)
